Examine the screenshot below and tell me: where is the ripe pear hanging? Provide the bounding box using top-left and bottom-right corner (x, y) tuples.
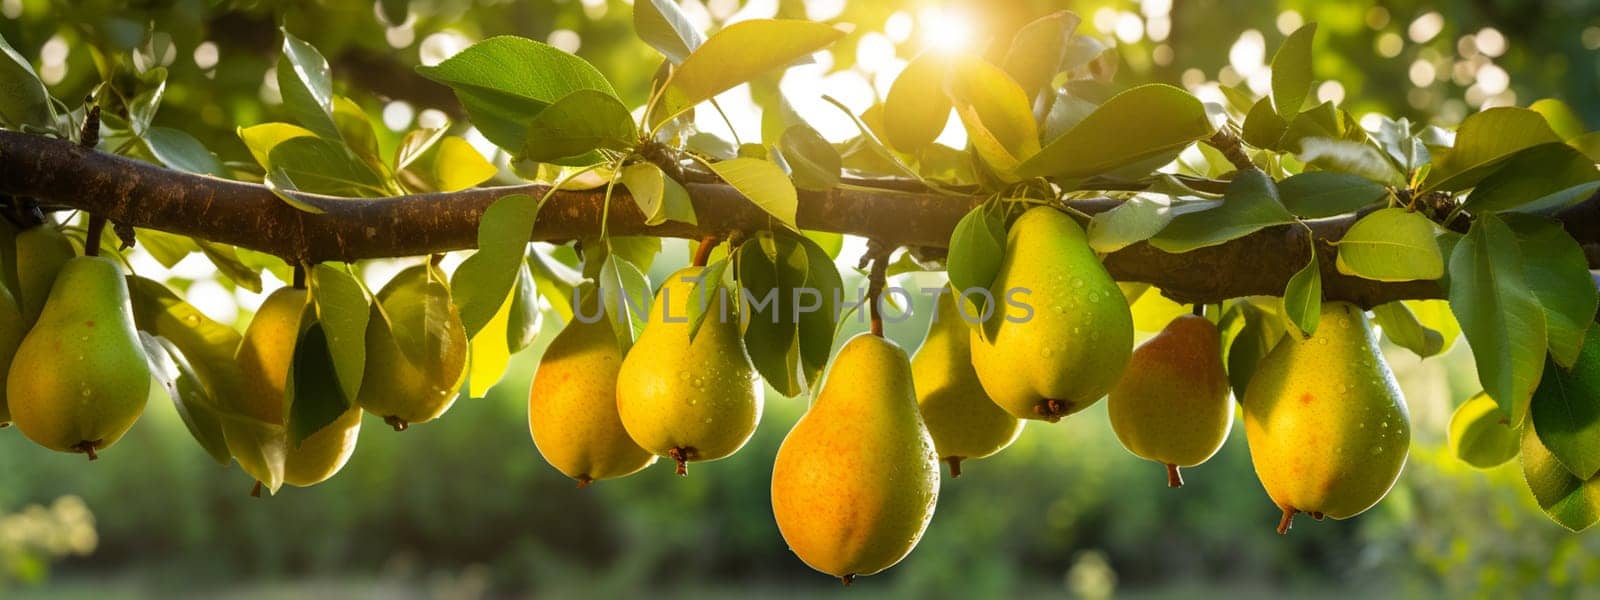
(969, 206), (1133, 422)
(8, 256), (150, 458)
(234, 287), (362, 488)
(771, 333), (939, 584)
(1108, 313), (1233, 487)
(616, 267), (761, 475)
(914, 289), (1022, 477)
(357, 263), (468, 430)
(1243, 302), (1411, 534)
(529, 290), (655, 485)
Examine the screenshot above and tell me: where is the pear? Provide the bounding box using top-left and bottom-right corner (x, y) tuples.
(1107, 313), (1232, 487)
(15, 226), (77, 326)
(913, 289), (1022, 477)
(1243, 302), (1410, 534)
(0, 285), (22, 426)
(357, 264), (468, 430)
(969, 206), (1133, 421)
(7, 256), (149, 457)
(529, 292), (655, 485)
(771, 333), (940, 584)
(617, 267), (761, 474)
(235, 287), (361, 488)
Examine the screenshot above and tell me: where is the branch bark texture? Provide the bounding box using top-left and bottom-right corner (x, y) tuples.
(2, 131), (1593, 307)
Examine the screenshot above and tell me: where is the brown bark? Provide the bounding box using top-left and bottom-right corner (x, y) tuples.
(2, 131), (1593, 307)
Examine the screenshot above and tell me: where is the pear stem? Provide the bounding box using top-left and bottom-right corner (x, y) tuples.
(84, 213), (107, 257)
(1276, 506), (1297, 535)
(946, 457), (963, 478)
(384, 415), (409, 431)
(691, 235), (719, 267)
(840, 574), (855, 587)
(250, 481), (263, 498)
(1166, 463), (1183, 488)
(669, 447), (692, 475)
(575, 477), (592, 489)
(292, 264), (307, 289)
(862, 241), (892, 338)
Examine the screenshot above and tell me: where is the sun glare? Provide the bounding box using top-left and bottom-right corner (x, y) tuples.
(919, 7), (974, 54)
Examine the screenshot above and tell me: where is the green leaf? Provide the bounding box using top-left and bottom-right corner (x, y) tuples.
(1278, 171), (1388, 218)
(417, 36), (619, 154)
(1019, 84), (1214, 180)
(1087, 194), (1176, 253)
(1282, 245), (1321, 337)
(1512, 181), (1600, 215)
(195, 240), (264, 293)
(309, 264), (369, 403)
(1406, 299), (1461, 354)
(1531, 333), (1600, 479)
(1449, 392), (1520, 468)
(1372, 301), (1445, 358)
(1531, 98), (1586, 140)
(139, 333), (231, 465)
(529, 246), (581, 322)
(1297, 138), (1406, 186)
(506, 261), (541, 354)
(1522, 422), (1600, 531)
(125, 276), (248, 411)
(1423, 107), (1563, 192)
(1334, 208), (1444, 282)
(332, 97), (384, 172)
(265, 135), (388, 200)
(947, 205), (1006, 317)
(795, 233), (843, 385)
(452, 194), (537, 339)
(466, 283), (518, 398)
(620, 162), (696, 226)
(1505, 214), (1599, 368)
(686, 257), (732, 341)
(1449, 214), (1548, 425)
(427, 136), (497, 192)
(285, 322), (349, 446)
(736, 238), (805, 396)
(778, 124), (841, 192)
(1462, 143), (1600, 214)
(1270, 23), (1318, 118)
(0, 32), (55, 130)
(705, 157), (797, 229)
(145, 126), (227, 177)
(598, 253), (650, 352)
(633, 0), (705, 64)
(664, 19), (843, 113)
(1221, 300), (1285, 400)
(1240, 97), (1288, 150)
(521, 89), (637, 164)
(949, 55), (1041, 178)
(277, 30), (339, 140)
(883, 52), (953, 152)
(1002, 11), (1081, 102)
(1150, 169), (1295, 253)
(237, 122), (316, 169)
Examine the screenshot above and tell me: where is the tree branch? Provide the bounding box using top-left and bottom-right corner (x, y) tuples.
(2, 131), (1593, 307)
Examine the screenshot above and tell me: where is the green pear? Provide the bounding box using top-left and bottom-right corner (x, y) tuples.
(0, 284), (25, 426)
(771, 333), (940, 584)
(1107, 314), (1232, 487)
(969, 206), (1133, 421)
(1243, 302), (1410, 534)
(7, 256), (149, 457)
(15, 226), (77, 326)
(617, 267), (761, 474)
(234, 287), (362, 489)
(357, 264), (468, 430)
(913, 289), (1022, 477)
(529, 291), (655, 485)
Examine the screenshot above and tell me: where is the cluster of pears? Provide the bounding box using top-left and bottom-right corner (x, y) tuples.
(528, 266), (762, 485)
(2, 223), (151, 459)
(231, 261), (470, 493)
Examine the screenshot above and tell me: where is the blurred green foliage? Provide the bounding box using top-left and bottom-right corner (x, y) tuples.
(1, 0), (1598, 595)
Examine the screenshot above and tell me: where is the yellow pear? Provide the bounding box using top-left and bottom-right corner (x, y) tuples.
(235, 287), (362, 488)
(1107, 313), (1232, 487)
(357, 264), (468, 430)
(617, 267), (762, 474)
(969, 206), (1133, 421)
(913, 290), (1022, 477)
(0, 284), (22, 426)
(1243, 302), (1410, 534)
(529, 291), (655, 485)
(8, 256), (149, 457)
(771, 333), (940, 584)
(15, 225), (77, 326)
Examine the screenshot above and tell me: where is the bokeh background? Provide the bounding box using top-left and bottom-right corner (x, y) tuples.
(3, 0), (1600, 597)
